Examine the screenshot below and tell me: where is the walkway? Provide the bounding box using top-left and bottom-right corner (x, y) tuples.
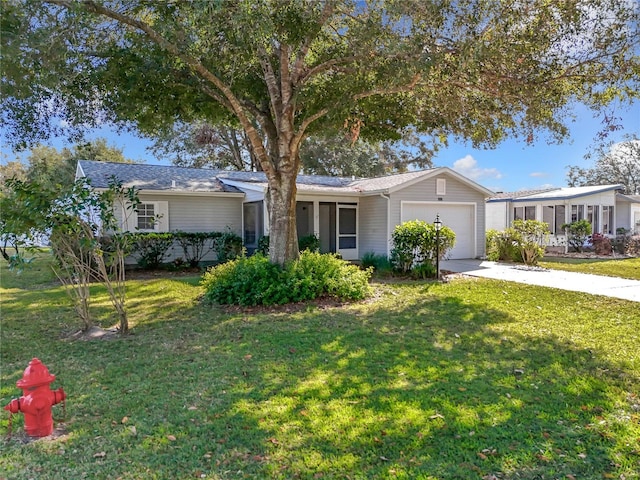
(440, 259), (640, 303)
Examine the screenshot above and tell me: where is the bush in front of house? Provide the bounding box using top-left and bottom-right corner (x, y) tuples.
(130, 232), (175, 269)
(298, 234), (320, 252)
(123, 230), (243, 269)
(211, 230), (243, 263)
(511, 219), (549, 265)
(389, 220), (455, 278)
(589, 233), (612, 256)
(201, 251), (372, 306)
(624, 235), (640, 257)
(486, 228), (523, 262)
(562, 220), (591, 253)
(361, 251), (393, 275)
(174, 231), (216, 267)
(486, 220), (548, 265)
(255, 234), (321, 255)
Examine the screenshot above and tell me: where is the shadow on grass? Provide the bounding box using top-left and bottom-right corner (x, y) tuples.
(1, 280), (638, 479)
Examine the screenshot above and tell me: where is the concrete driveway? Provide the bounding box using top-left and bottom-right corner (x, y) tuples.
(441, 259), (640, 303)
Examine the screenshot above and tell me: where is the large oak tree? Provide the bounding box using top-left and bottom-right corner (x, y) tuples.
(2, 0), (639, 265)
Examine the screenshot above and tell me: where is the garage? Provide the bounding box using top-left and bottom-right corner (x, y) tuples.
(401, 202), (476, 259)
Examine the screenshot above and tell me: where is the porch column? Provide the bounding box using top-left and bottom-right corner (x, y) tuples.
(313, 200), (320, 237)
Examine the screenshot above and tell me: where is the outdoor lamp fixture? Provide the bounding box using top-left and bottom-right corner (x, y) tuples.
(434, 214), (442, 280)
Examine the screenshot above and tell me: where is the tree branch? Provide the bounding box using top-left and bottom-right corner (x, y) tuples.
(291, 1), (335, 85)
(46, 0), (273, 175)
(353, 74), (422, 101)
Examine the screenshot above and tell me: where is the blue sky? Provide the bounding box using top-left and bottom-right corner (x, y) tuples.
(2, 101), (638, 193)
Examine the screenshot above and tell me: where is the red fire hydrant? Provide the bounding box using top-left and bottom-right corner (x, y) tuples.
(4, 358), (66, 437)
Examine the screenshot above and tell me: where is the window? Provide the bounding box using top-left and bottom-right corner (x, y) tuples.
(243, 202), (263, 247)
(436, 178), (446, 195)
(124, 201), (168, 232)
(542, 205), (566, 234)
(554, 205), (566, 234)
(587, 205), (599, 234)
(602, 206), (614, 234)
(571, 205), (584, 222)
(525, 206), (536, 220)
(137, 203), (156, 230)
(514, 206), (536, 222)
(543, 206), (554, 233)
(514, 206), (523, 221)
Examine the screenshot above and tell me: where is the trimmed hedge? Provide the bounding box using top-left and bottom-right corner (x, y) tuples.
(201, 251), (373, 306)
(111, 230), (243, 269)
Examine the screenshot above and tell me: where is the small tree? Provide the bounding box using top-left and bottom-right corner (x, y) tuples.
(511, 220), (549, 265)
(4, 177), (139, 333)
(562, 220), (592, 253)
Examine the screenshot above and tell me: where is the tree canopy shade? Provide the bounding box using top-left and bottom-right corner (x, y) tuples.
(2, 1), (639, 265)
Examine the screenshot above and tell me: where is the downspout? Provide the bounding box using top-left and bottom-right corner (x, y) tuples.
(380, 192), (391, 257)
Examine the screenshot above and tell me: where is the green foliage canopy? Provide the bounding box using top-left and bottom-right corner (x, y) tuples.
(2, 0), (639, 264)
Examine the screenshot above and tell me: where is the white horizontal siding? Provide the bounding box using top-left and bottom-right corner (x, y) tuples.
(359, 195), (389, 257)
(119, 194), (243, 265)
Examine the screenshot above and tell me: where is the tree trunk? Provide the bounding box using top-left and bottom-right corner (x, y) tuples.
(266, 168), (299, 266)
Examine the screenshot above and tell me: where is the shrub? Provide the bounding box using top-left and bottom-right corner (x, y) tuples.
(486, 228), (523, 262)
(212, 230), (243, 263)
(257, 235), (270, 255)
(625, 235), (640, 257)
(361, 251), (392, 273)
(298, 234), (320, 252)
(612, 229), (631, 255)
(390, 220), (455, 276)
(201, 251), (372, 306)
(589, 233), (612, 256)
(511, 220), (549, 265)
(562, 220), (591, 253)
(173, 231), (215, 267)
(201, 254), (283, 305)
(130, 232), (175, 269)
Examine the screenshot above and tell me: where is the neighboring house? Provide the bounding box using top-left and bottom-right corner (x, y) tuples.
(77, 160), (494, 261)
(486, 184), (640, 250)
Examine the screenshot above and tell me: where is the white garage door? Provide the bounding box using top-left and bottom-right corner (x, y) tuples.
(401, 203), (475, 259)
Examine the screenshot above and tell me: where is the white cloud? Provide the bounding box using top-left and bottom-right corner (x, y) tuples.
(452, 155), (503, 180)
(529, 172), (548, 178)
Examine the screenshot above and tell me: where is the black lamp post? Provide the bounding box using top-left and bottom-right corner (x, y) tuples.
(434, 214), (442, 280)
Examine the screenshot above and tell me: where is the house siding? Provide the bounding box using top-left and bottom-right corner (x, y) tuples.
(359, 195), (389, 256)
(389, 175), (487, 257)
(118, 194), (243, 264)
(137, 194), (243, 233)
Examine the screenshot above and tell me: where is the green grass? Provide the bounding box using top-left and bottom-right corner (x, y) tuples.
(1, 258), (640, 479)
(539, 256), (640, 280)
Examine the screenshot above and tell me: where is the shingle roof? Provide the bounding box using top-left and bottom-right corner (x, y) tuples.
(78, 161), (243, 193)
(79, 161), (442, 194)
(349, 169), (434, 192)
(78, 161), (491, 197)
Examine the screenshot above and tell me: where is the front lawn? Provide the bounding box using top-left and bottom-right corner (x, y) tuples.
(1, 263), (639, 479)
(539, 256), (640, 280)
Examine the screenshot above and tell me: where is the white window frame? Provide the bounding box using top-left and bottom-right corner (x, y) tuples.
(122, 201), (169, 233)
(602, 205), (614, 235)
(136, 202), (158, 231)
(436, 178), (446, 196)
